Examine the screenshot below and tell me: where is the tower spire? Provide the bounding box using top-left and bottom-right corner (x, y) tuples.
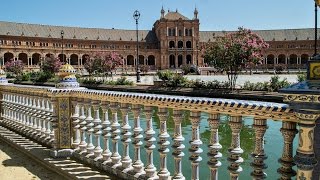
(161, 6), (165, 19)
(194, 6), (198, 19)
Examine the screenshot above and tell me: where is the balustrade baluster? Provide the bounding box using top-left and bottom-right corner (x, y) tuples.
(85, 99), (95, 158)
(131, 104), (145, 176)
(40, 98), (47, 139)
(172, 109), (185, 180)
(250, 118), (268, 179)
(71, 98), (80, 150)
(157, 107), (170, 179)
(92, 100), (103, 161)
(44, 98), (52, 143)
(228, 116), (243, 180)
(78, 100), (88, 153)
(101, 101), (112, 164)
(119, 103), (132, 172)
(144, 106), (157, 179)
(48, 99), (55, 144)
(207, 113), (222, 180)
(189, 111), (202, 180)
(35, 97), (42, 138)
(110, 102), (121, 168)
(277, 121), (297, 179)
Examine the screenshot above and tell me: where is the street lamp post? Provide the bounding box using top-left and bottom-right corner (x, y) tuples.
(133, 10), (141, 83)
(61, 30), (65, 63)
(315, 2), (318, 56)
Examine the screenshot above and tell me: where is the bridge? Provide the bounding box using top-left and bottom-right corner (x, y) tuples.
(0, 64), (319, 180)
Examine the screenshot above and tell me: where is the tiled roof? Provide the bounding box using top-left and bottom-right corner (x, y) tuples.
(0, 21), (158, 43)
(200, 28), (319, 42)
(164, 12), (190, 20)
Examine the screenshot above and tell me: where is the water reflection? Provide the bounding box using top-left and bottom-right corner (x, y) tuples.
(93, 106), (298, 180)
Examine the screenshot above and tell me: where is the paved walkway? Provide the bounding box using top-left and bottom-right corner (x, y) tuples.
(0, 140), (63, 180)
(0, 126), (114, 180)
(100, 74), (300, 86)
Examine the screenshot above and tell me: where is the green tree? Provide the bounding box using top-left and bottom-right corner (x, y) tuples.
(203, 27), (269, 90)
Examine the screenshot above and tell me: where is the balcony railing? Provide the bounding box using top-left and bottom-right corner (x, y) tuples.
(0, 83), (317, 179)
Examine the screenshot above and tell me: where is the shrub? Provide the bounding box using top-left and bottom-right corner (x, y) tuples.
(115, 77), (134, 85)
(4, 59), (25, 76)
(181, 64), (191, 75)
(297, 73), (307, 82)
(81, 78), (103, 86)
(166, 74), (188, 87)
(31, 71), (54, 83)
(157, 70), (174, 81)
(41, 55), (62, 74)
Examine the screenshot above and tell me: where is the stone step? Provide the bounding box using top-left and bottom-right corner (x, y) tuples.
(0, 125), (115, 180)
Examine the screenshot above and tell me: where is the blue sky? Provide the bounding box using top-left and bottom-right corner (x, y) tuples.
(0, 0), (316, 31)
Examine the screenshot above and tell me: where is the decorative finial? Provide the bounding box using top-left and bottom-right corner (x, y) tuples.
(176, 8), (178, 13)
(55, 63), (79, 89)
(194, 6), (198, 19)
(161, 6), (165, 19)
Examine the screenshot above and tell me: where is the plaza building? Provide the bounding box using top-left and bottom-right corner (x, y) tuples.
(0, 8), (318, 72)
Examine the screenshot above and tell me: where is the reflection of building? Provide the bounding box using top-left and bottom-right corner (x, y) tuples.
(0, 7), (318, 71)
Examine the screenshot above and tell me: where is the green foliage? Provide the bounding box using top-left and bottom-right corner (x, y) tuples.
(203, 27), (269, 89)
(297, 73), (307, 82)
(114, 77), (134, 85)
(157, 70), (174, 81)
(30, 71), (54, 83)
(165, 74), (188, 87)
(181, 64), (191, 75)
(80, 78), (103, 86)
(242, 75), (291, 92)
(81, 77), (133, 86)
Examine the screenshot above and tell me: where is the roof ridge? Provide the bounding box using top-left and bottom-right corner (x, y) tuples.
(0, 20), (152, 32)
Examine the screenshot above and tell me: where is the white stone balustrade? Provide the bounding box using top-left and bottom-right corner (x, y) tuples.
(0, 84), (312, 180)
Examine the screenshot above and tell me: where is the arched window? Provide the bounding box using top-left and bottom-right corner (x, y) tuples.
(18, 53), (28, 65)
(267, 54), (275, 64)
(178, 55), (183, 67)
(147, 55), (155, 65)
(278, 54), (286, 64)
(178, 41), (183, 48)
(169, 55), (175, 68)
(70, 54), (79, 65)
(186, 55), (192, 64)
(127, 55), (134, 65)
(186, 41), (192, 48)
(169, 41), (175, 48)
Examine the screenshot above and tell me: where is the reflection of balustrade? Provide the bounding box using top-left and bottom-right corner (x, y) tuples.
(0, 84), (318, 180)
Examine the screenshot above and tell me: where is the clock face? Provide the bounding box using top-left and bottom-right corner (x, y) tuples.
(312, 65), (320, 77)
(309, 62), (320, 79)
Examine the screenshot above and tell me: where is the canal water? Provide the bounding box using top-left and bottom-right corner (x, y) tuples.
(93, 108), (298, 179)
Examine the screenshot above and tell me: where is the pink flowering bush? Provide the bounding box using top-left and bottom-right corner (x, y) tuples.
(84, 52), (123, 76)
(203, 27), (269, 89)
(41, 55), (62, 74)
(4, 59), (25, 76)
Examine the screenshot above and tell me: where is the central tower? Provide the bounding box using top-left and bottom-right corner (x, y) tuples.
(153, 7), (200, 69)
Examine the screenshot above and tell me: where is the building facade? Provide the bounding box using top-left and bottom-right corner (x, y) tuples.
(0, 8), (318, 71)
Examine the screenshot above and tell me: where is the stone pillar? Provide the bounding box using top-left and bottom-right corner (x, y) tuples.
(49, 63), (82, 158)
(157, 107), (170, 179)
(228, 116), (243, 180)
(207, 113), (222, 180)
(294, 112), (318, 180)
(277, 122), (297, 180)
(172, 110), (185, 179)
(189, 111), (202, 180)
(251, 118), (268, 179)
(144, 106), (157, 179)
